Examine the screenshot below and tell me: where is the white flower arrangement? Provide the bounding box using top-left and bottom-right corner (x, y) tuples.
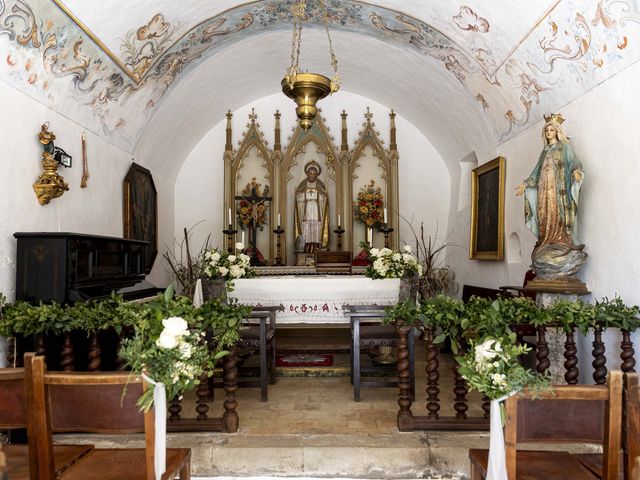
(365, 245), (422, 279)
(457, 336), (548, 400)
(203, 243), (255, 281)
(120, 315), (211, 411)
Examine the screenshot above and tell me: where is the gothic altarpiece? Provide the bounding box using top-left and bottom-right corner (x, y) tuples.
(223, 108), (400, 266)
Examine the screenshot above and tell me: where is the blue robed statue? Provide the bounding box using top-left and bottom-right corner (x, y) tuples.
(516, 114), (587, 280)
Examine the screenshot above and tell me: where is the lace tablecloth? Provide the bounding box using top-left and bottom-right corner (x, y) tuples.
(229, 276), (400, 323)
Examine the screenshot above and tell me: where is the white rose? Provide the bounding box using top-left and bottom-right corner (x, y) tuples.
(369, 248), (380, 257)
(179, 341), (193, 359)
(392, 253), (401, 261)
(380, 248), (392, 256)
(491, 373), (507, 388)
(156, 330), (179, 349)
(228, 255), (237, 263)
(402, 253), (414, 263)
(162, 317), (189, 337)
(403, 245), (412, 253)
(218, 266), (229, 277)
(229, 264), (242, 278)
(235, 242), (245, 251)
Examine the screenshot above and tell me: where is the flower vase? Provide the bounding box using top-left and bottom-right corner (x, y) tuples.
(399, 274), (419, 303)
(202, 277), (227, 303)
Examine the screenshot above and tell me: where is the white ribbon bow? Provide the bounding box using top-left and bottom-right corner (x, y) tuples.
(141, 373), (166, 480)
(486, 393), (514, 480)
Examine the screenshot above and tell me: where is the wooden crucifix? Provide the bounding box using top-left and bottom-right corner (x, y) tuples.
(235, 183), (272, 266)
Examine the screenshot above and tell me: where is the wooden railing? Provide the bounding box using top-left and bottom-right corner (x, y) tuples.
(7, 329), (239, 433)
(396, 324), (636, 432)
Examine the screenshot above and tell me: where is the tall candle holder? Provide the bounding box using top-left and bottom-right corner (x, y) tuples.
(378, 224), (394, 249)
(223, 224), (238, 254)
(333, 226), (345, 251)
(273, 227), (285, 266)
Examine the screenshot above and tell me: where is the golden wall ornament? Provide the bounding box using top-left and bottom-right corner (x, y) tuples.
(33, 123), (69, 205)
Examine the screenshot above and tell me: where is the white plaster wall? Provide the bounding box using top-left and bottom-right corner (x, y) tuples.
(445, 60), (640, 379)
(175, 91), (450, 265)
(0, 80), (173, 366)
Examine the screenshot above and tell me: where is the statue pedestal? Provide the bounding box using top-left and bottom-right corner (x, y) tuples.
(529, 279), (590, 384)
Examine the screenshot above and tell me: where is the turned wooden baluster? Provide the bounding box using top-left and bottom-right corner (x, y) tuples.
(591, 325), (607, 385)
(620, 329), (636, 373)
(563, 327), (579, 384)
(60, 332), (75, 371)
(7, 337), (16, 367)
(87, 331), (101, 371)
(536, 326), (550, 375)
(453, 336), (469, 419)
(34, 333), (47, 357)
(168, 397), (182, 422)
(222, 346), (239, 433)
(481, 395), (490, 419)
(195, 371), (211, 421)
(425, 326), (440, 419)
(396, 324), (414, 431)
(114, 330), (128, 371)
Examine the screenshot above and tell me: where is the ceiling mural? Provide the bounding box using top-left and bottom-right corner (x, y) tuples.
(0, 0), (639, 153)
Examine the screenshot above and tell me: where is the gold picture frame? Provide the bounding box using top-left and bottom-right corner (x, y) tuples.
(470, 156), (505, 260)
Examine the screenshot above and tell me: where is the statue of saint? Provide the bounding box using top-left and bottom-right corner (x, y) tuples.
(294, 160), (329, 252)
(516, 114), (587, 278)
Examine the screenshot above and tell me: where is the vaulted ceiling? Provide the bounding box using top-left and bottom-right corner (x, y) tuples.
(1, 0), (638, 169)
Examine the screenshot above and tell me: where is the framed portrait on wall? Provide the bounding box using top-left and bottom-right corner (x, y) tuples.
(123, 162), (158, 273)
(470, 156), (505, 260)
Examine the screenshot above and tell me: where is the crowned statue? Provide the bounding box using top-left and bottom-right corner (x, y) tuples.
(294, 160), (329, 252)
(516, 113), (587, 283)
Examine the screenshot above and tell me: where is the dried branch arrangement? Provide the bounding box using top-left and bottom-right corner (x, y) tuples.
(163, 226), (211, 299)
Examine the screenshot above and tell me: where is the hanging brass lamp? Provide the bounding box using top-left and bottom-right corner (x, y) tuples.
(282, 0), (340, 130)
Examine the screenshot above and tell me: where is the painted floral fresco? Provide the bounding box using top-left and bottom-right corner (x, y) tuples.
(0, 0), (639, 152)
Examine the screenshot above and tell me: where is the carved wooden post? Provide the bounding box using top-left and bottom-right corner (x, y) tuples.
(195, 371), (211, 421)
(591, 325), (607, 385)
(88, 331), (101, 372)
(425, 326), (440, 419)
(35, 334), (46, 357)
(453, 336), (469, 419)
(168, 397), (182, 422)
(563, 327), (579, 384)
(396, 324), (414, 431)
(60, 332), (75, 371)
(222, 346), (239, 433)
(536, 326), (550, 374)
(620, 329), (636, 373)
(481, 395), (490, 419)
(7, 337), (16, 367)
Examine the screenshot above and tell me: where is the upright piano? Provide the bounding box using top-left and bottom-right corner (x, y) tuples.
(14, 232), (158, 304)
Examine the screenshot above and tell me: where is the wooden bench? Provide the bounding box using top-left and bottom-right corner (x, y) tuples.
(0, 353), (93, 480)
(469, 371), (622, 480)
(28, 355), (191, 480)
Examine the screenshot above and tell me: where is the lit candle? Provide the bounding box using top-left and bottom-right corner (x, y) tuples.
(368, 227), (373, 244)
(338, 214), (341, 227)
(383, 208), (387, 224)
(241, 231), (245, 245)
(277, 213), (281, 227)
(228, 208), (232, 226)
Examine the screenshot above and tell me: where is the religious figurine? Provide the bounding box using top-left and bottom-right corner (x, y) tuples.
(516, 113), (587, 279)
(294, 160), (329, 252)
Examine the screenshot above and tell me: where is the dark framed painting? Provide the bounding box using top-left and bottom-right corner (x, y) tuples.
(470, 156), (505, 261)
(123, 163), (158, 274)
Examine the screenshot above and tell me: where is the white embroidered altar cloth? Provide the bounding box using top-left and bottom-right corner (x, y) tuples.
(229, 276), (400, 323)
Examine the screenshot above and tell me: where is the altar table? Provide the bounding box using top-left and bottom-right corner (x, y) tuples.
(229, 276), (400, 323)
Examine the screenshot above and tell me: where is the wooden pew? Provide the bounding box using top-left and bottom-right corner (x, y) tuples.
(574, 372), (639, 480)
(28, 355), (191, 480)
(469, 371), (622, 480)
(0, 353), (93, 480)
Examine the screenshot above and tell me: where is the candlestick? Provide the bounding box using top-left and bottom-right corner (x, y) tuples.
(383, 208), (387, 224)
(222, 225), (238, 254)
(273, 227), (285, 266)
(333, 226), (345, 251)
(378, 224), (394, 249)
(228, 208), (232, 226)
